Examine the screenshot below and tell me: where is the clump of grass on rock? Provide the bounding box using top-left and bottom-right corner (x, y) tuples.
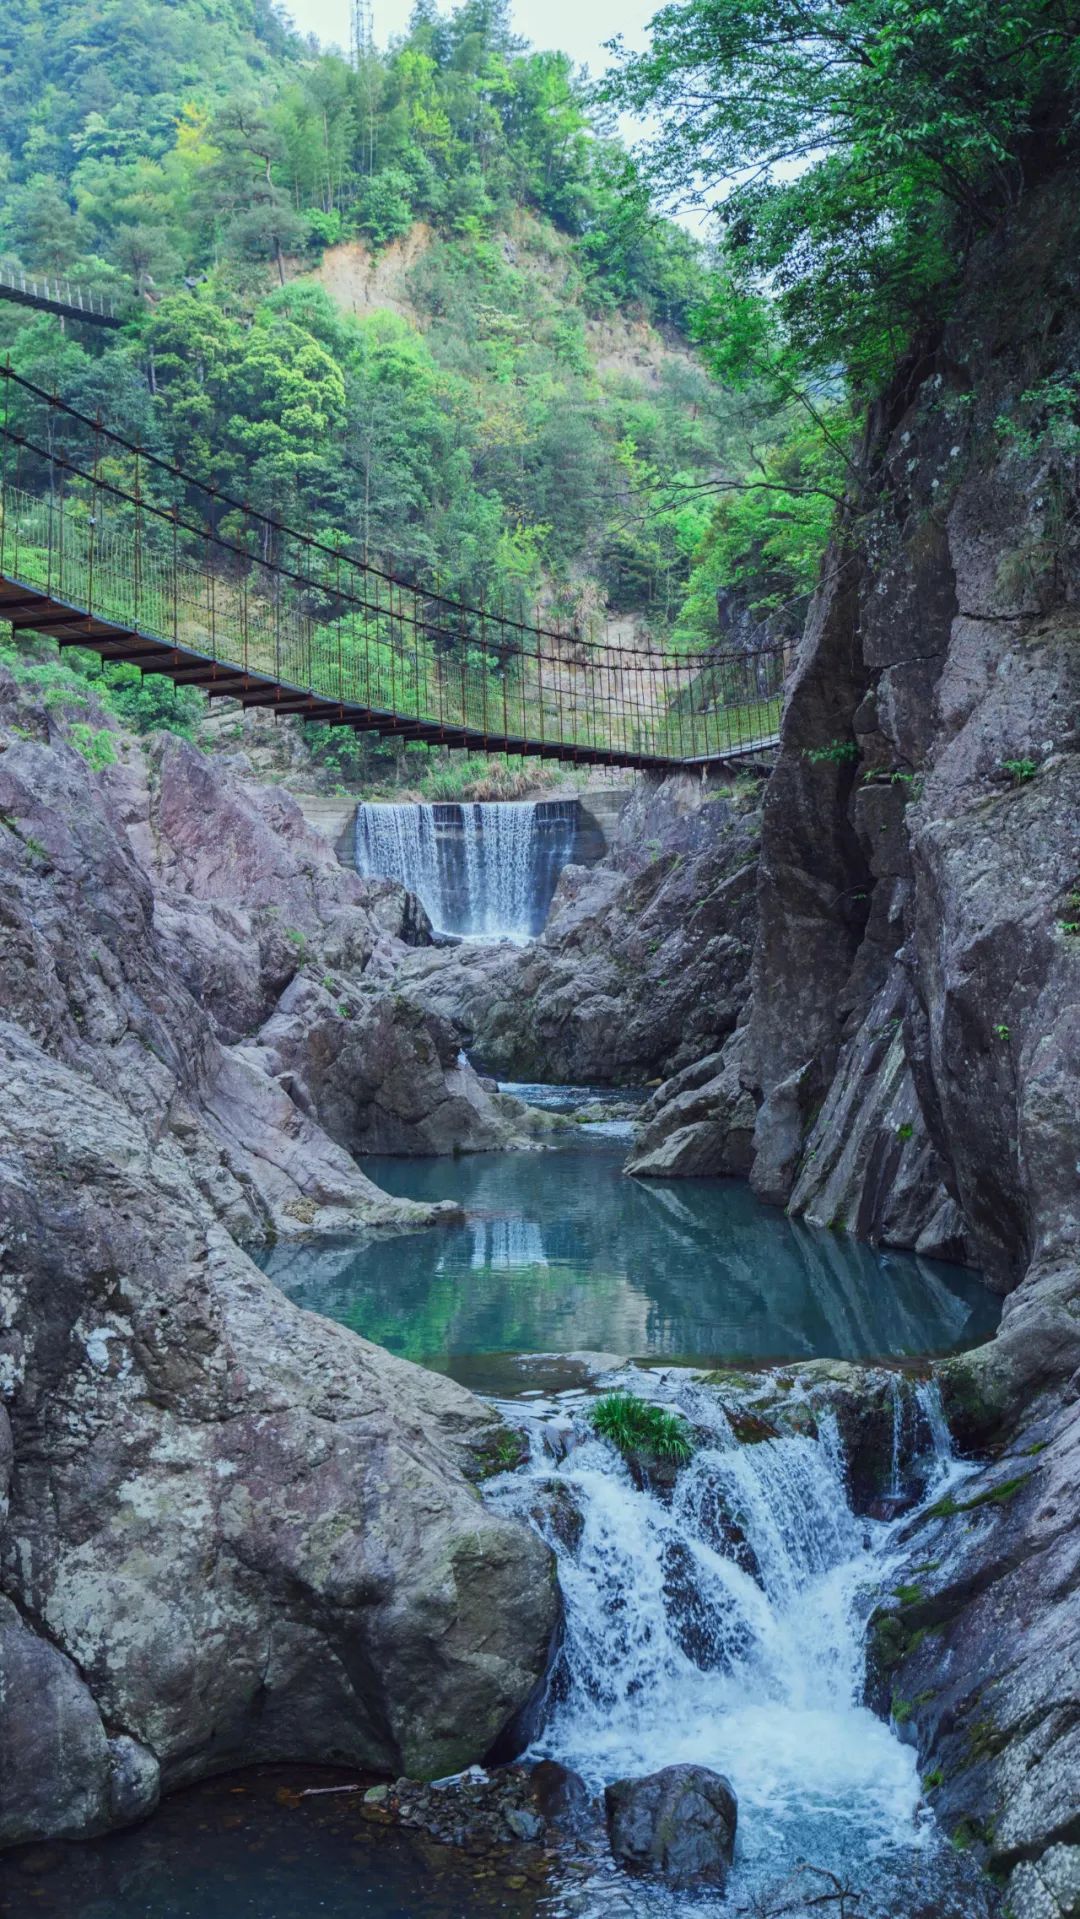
(590, 1393), (695, 1465)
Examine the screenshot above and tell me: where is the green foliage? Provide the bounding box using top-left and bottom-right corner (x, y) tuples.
(0, 1), (747, 651)
(1002, 758), (1038, 783)
(0, 634), (203, 739)
(673, 411), (848, 652)
(605, 0), (1080, 392)
(590, 1393), (695, 1465)
(928, 1473), (1032, 1519)
(67, 722), (117, 770)
(806, 738), (859, 766)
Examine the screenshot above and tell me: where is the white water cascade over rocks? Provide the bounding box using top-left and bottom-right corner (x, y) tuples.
(488, 1371), (991, 1919)
(355, 798), (578, 939)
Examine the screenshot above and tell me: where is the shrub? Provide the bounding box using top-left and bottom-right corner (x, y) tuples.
(806, 738), (859, 766)
(68, 724), (117, 771)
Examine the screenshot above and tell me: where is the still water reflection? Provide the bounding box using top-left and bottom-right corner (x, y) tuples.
(258, 1140), (998, 1389)
(0, 1769), (542, 1919)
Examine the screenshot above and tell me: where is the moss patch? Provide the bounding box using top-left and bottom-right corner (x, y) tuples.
(928, 1473), (1032, 1519)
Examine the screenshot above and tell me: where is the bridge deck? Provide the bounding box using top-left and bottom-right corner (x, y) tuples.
(0, 268), (121, 328)
(0, 575), (779, 771)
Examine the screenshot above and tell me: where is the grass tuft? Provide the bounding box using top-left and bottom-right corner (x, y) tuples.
(590, 1392), (695, 1466)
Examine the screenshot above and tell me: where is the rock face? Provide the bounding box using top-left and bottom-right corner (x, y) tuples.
(626, 172), (1080, 1918)
(626, 1041), (757, 1179)
(604, 1765), (737, 1888)
(238, 981), (543, 1157)
(865, 1399), (1080, 1908)
(0, 682), (558, 1849)
(398, 773), (762, 1086)
(709, 178), (1079, 1317)
(132, 736), (540, 1157)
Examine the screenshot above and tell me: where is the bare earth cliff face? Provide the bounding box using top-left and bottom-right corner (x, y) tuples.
(0, 685), (556, 1849)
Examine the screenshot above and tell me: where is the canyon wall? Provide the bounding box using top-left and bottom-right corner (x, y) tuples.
(633, 172), (1080, 1916)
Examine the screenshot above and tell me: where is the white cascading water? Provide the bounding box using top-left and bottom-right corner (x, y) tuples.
(488, 1372), (967, 1917)
(354, 799), (576, 939)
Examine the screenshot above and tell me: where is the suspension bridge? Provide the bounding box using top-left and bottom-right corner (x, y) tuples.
(0, 260), (122, 329)
(0, 364), (786, 770)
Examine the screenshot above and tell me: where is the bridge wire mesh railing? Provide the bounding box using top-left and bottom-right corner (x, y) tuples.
(0, 258), (120, 324)
(0, 364), (786, 765)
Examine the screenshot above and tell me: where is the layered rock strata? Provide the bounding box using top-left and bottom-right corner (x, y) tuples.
(625, 173), (1080, 1918)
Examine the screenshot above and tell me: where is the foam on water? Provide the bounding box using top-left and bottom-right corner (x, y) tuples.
(488, 1372), (972, 1915)
(354, 799), (576, 938)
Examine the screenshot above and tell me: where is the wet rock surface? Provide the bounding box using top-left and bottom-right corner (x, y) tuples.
(0, 1764), (558, 1917)
(865, 1397), (1080, 1914)
(604, 1763), (737, 1888)
(354, 1761), (592, 1856)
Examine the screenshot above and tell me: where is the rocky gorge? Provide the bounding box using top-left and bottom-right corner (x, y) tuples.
(372, 163), (1080, 1918)
(0, 163), (1077, 1919)
(0, 675), (560, 1849)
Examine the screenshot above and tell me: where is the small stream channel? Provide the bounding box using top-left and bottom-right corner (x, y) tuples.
(488, 1370), (990, 1919)
(2, 1093), (1002, 1919)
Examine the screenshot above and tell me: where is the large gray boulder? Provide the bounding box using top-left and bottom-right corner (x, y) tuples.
(604, 1764), (737, 1887)
(239, 978), (541, 1156)
(625, 1039), (758, 1179)
(0, 681), (558, 1851)
(0, 1020), (557, 1847)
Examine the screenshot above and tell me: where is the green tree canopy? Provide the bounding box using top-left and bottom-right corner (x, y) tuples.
(606, 0), (1080, 387)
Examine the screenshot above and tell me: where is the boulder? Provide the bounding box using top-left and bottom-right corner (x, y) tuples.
(625, 1037), (757, 1179)
(238, 979), (540, 1157)
(0, 1023), (558, 1834)
(604, 1764), (737, 1887)
(0, 681), (559, 1850)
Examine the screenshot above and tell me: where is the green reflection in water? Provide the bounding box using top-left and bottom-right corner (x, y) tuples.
(257, 1141), (998, 1390)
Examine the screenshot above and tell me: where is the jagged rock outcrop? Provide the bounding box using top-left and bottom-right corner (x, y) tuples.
(0, 680), (558, 1848)
(120, 736), (538, 1156)
(239, 979), (547, 1156)
(625, 1038), (757, 1178)
(397, 773), (763, 1085)
(865, 1396), (1080, 1904)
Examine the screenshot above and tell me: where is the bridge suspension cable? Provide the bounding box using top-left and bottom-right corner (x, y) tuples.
(0, 362), (786, 769)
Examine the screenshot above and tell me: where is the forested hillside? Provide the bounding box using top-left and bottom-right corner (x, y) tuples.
(0, 0), (774, 692)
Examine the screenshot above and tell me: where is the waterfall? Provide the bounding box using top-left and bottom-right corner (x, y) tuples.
(886, 1372), (905, 1501)
(914, 1378), (957, 1490)
(354, 798), (577, 939)
(488, 1375), (972, 1915)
